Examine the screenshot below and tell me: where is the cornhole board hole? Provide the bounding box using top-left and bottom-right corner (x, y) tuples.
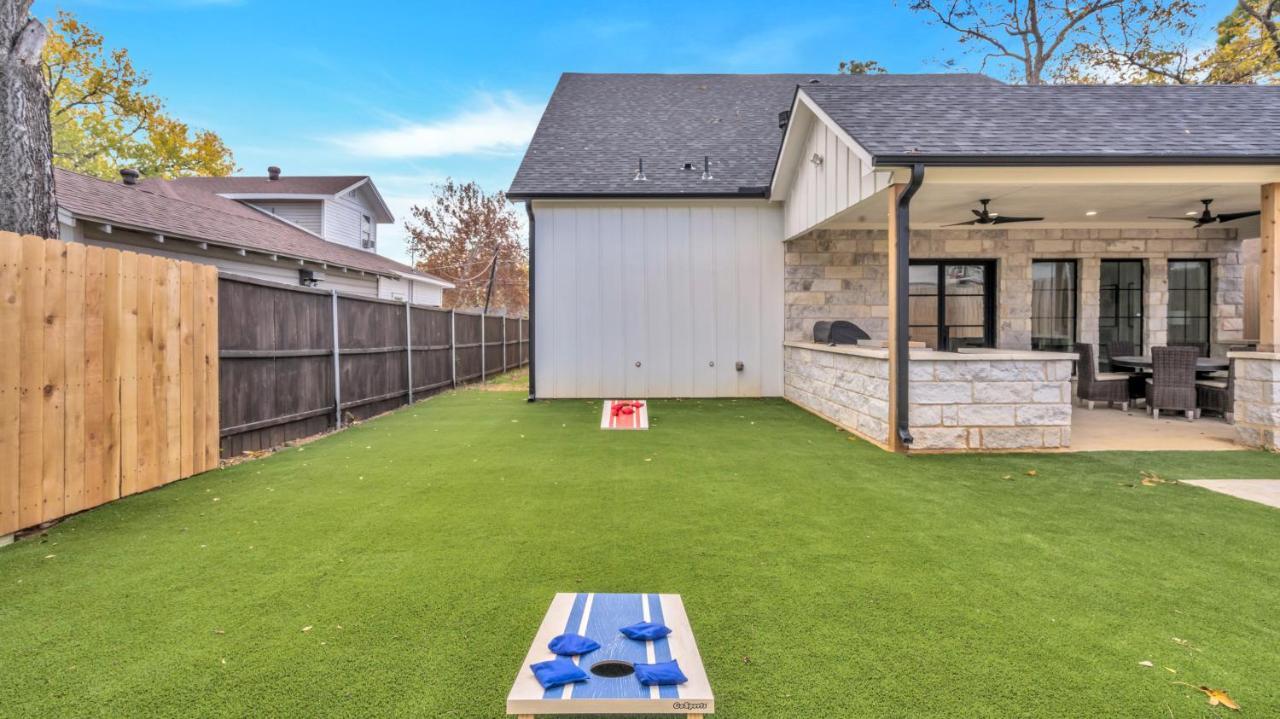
(601, 400), (649, 430)
(507, 593), (714, 717)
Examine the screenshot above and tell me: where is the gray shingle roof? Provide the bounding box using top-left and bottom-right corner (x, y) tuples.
(54, 169), (446, 284)
(802, 83), (1280, 164)
(508, 72), (1002, 198)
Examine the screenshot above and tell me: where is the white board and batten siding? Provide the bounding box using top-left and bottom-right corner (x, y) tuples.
(245, 200), (324, 235)
(782, 101), (891, 240)
(534, 202), (784, 398)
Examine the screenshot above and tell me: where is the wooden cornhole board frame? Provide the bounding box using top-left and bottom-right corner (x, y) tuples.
(507, 593), (714, 717)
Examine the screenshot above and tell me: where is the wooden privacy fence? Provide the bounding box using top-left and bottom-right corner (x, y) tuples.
(0, 233), (219, 537)
(218, 275), (528, 457)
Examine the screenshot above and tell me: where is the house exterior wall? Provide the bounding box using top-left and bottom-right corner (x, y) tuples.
(782, 112), (890, 240)
(784, 227), (1245, 352)
(244, 200), (324, 235)
(378, 275), (445, 307)
(532, 201), (784, 398)
(325, 191), (378, 251)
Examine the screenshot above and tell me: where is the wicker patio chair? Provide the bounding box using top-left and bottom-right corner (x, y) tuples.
(1145, 345), (1199, 421)
(1196, 359), (1234, 422)
(1105, 340), (1146, 401)
(1074, 343), (1131, 411)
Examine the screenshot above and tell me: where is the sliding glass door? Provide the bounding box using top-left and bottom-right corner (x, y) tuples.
(1099, 260), (1144, 368)
(908, 261), (996, 351)
(1031, 260), (1077, 353)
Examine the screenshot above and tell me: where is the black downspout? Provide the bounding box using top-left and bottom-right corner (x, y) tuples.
(525, 202), (536, 402)
(895, 163), (925, 448)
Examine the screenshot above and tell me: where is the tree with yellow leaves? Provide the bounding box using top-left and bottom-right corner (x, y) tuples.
(41, 11), (235, 180)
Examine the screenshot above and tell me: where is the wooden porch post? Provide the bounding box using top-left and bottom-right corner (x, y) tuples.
(886, 184), (905, 452)
(1261, 183), (1280, 353)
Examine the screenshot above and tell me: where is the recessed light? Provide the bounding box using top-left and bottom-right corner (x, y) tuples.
(1185, 211), (1197, 216)
(1085, 210), (1098, 216)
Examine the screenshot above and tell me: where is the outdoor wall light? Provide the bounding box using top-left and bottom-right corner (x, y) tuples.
(810, 153), (824, 167)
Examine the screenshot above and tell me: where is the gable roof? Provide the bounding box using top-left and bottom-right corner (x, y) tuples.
(799, 83), (1280, 166)
(54, 169), (449, 286)
(507, 72), (1002, 199)
(159, 174), (395, 223)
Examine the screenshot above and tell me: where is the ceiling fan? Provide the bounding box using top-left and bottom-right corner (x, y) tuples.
(1150, 199), (1260, 227)
(945, 199), (1044, 226)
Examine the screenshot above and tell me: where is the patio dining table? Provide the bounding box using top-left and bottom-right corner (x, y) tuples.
(1110, 355), (1229, 372)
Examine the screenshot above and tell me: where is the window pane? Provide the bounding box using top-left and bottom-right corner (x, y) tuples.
(909, 296), (938, 325)
(909, 265), (938, 293)
(945, 296), (985, 326)
(909, 326), (938, 349)
(945, 265), (986, 295)
(1032, 260), (1076, 353)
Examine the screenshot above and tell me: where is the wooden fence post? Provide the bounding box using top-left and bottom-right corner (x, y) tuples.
(480, 311), (486, 382)
(331, 289), (342, 429)
(502, 314), (508, 371)
(404, 300), (413, 404)
(450, 309), (457, 388)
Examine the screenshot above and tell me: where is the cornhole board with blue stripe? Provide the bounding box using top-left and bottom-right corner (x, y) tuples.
(507, 593), (714, 717)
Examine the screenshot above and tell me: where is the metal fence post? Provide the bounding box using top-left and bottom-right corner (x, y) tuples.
(404, 299), (413, 404)
(449, 309), (457, 388)
(480, 311), (486, 382)
(331, 289), (342, 429)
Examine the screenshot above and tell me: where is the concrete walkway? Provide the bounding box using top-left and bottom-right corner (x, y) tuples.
(1070, 405), (1243, 452)
(1183, 480), (1280, 509)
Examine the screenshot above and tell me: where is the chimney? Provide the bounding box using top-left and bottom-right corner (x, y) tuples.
(119, 168), (140, 186)
(267, 166), (281, 181)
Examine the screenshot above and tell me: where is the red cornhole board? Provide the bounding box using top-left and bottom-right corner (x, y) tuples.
(601, 400), (649, 430)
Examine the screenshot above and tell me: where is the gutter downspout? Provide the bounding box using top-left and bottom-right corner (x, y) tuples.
(894, 163), (925, 448)
(525, 202), (536, 402)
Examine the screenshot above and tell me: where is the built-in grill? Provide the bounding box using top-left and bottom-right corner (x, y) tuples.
(813, 320), (871, 345)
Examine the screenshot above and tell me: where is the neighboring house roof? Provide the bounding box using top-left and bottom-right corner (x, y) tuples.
(54, 168), (450, 287)
(161, 174), (395, 223)
(799, 83), (1280, 166)
(507, 72), (1002, 199)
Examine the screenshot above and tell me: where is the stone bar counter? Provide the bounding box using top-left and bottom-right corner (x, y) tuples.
(783, 342), (1077, 451)
(1229, 351), (1280, 450)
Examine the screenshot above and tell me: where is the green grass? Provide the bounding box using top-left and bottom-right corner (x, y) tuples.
(2, 387), (1279, 718)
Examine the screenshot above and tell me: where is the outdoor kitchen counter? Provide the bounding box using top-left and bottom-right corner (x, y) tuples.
(783, 342), (1077, 451)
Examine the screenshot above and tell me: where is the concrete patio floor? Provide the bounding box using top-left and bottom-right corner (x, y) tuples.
(1183, 480), (1280, 509)
(1069, 404), (1243, 452)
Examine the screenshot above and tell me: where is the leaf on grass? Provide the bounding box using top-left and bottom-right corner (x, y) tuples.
(1140, 470), (1176, 486)
(1025, 469), (1038, 477)
(1002, 474), (1013, 480)
(1175, 682), (1240, 710)
(213, 629), (225, 635)
(302, 626), (313, 633)
(1139, 660), (1154, 667)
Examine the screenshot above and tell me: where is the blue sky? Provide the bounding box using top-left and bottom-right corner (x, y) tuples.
(35, 0), (1237, 264)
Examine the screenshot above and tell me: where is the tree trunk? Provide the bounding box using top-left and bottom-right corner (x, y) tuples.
(0, 0), (57, 238)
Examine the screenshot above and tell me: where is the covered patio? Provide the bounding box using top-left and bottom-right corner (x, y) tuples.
(772, 84), (1280, 453)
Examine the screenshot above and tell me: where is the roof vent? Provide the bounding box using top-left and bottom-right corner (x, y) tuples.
(633, 158), (647, 182)
(267, 166), (281, 181)
(701, 155), (713, 181)
(682, 162), (694, 171)
(807, 78), (820, 84)
(119, 168), (140, 186)
(778, 110), (791, 130)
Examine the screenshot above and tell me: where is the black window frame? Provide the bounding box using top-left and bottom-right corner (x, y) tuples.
(1031, 259), (1078, 353)
(907, 259), (998, 351)
(1167, 258), (1213, 355)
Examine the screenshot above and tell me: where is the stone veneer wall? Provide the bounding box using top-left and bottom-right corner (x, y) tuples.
(784, 344), (1074, 451)
(784, 228), (1244, 351)
(1232, 353), (1280, 450)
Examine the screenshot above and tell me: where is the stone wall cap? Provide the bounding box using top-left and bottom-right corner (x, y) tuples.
(786, 341), (1078, 362)
(1227, 351), (1280, 360)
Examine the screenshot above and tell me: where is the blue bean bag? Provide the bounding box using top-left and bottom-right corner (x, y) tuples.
(619, 621), (672, 641)
(547, 633), (600, 656)
(634, 659), (688, 686)
(530, 657), (588, 689)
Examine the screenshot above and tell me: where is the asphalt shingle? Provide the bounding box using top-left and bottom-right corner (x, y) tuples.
(507, 72), (1001, 198)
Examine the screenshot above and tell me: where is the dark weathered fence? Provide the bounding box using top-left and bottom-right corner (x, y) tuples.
(218, 275), (527, 458)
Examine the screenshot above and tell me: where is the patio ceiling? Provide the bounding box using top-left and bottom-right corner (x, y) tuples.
(823, 165), (1280, 233)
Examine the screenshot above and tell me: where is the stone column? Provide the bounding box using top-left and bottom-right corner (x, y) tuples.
(1145, 258), (1169, 350)
(1232, 352), (1280, 450)
(1078, 257), (1101, 347)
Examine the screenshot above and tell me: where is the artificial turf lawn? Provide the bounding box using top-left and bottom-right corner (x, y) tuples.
(2, 388), (1278, 718)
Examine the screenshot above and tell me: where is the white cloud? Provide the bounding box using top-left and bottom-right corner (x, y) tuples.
(334, 93), (542, 159)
